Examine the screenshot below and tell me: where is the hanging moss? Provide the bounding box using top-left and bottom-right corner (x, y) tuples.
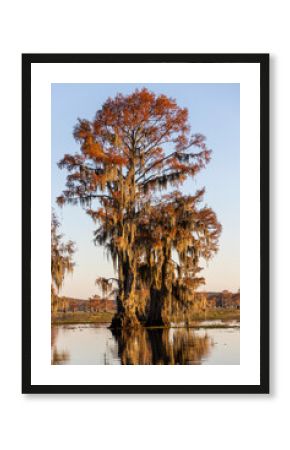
(57, 89), (221, 329)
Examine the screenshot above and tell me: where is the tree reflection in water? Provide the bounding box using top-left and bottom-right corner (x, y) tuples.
(112, 327), (213, 365)
(51, 326), (70, 365)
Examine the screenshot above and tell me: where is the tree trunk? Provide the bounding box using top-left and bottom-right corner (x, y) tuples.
(146, 287), (165, 326)
(146, 252), (172, 327)
(110, 257), (140, 329)
(110, 152), (142, 329)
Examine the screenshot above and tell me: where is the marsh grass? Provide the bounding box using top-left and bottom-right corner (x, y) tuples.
(188, 308), (240, 321)
(52, 308), (239, 328)
(52, 311), (114, 325)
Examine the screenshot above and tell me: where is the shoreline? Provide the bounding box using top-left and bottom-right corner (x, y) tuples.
(52, 308), (240, 328)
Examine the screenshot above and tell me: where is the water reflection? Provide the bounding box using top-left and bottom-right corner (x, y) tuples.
(110, 327), (212, 365)
(51, 323), (239, 365)
(51, 326), (70, 364)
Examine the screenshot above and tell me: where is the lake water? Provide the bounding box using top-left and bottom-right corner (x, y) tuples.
(51, 321), (240, 365)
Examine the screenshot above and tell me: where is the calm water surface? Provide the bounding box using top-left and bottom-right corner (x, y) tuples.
(52, 321), (240, 365)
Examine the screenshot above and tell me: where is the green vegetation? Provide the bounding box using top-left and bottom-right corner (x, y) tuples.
(52, 311), (114, 325)
(189, 308), (240, 321)
(51, 308), (239, 326)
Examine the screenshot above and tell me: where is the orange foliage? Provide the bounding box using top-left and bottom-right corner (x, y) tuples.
(58, 88), (220, 328)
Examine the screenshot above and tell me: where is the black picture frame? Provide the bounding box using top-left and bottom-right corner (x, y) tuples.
(22, 53), (269, 394)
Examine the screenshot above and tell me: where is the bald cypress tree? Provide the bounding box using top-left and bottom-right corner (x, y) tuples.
(51, 211), (75, 315)
(57, 89), (219, 328)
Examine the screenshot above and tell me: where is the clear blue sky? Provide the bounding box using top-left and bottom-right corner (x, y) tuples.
(51, 83), (240, 299)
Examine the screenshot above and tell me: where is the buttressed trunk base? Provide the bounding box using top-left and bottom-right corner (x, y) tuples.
(110, 296), (140, 329)
(146, 288), (171, 327)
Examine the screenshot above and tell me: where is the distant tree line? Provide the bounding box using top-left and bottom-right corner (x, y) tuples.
(53, 296), (116, 314)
